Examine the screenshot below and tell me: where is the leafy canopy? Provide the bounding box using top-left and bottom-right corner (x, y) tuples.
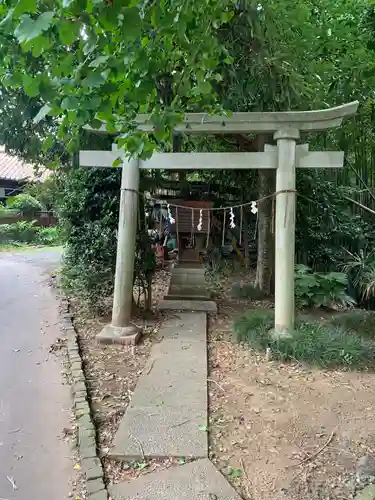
(0, 0), (374, 166)
(0, 0), (235, 158)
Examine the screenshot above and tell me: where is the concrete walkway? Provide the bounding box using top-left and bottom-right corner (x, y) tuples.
(110, 311), (242, 499)
(110, 458), (242, 500)
(0, 248), (72, 500)
(111, 312), (207, 460)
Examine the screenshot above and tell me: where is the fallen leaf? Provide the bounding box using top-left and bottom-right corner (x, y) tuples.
(73, 464), (81, 471)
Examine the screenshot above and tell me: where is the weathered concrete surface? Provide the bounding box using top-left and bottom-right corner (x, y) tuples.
(164, 263), (216, 307)
(109, 458), (243, 500)
(0, 247), (72, 500)
(111, 312), (208, 460)
(355, 485), (375, 500)
(159, 299), (217, 313)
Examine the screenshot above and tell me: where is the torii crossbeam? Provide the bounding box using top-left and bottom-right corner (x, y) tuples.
(80, 101), (358, 345)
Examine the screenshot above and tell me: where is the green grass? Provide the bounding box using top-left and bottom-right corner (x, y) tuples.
(231, 282), (266, 300)
(234, 309), (375, 369)
(0, 242), (34, 252)
(328, 310), (375, 337)
(0, 243), (63, 253)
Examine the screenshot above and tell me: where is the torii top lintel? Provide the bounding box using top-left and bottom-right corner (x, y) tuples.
(137, 101), (359, 134)
(86, 101), (359, 136)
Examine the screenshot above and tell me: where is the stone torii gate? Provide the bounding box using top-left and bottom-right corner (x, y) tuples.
(80, 101), (358, 345)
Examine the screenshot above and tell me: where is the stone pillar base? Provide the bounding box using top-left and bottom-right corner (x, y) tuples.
(269, 327), (293, 340)
(96, 324), (142, 345)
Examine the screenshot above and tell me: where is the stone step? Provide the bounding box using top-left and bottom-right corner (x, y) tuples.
(171, 267), (205, 275)
(164, 294), (211, 301)
(179, 249), (199, 259)
(109, 458), (243, 500)
(170, 273), (207, 286)
(177, 261), (202, 269)
(169, 285), (209, 297)
(159, 299), (217, 313)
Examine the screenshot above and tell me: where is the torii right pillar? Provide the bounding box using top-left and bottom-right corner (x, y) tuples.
(273, 128), (300, 336)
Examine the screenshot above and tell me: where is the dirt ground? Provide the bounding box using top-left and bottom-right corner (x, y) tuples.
(72, 266), (375, 498)
(71, 270), (182, 483)
(209, 310), (375, 500)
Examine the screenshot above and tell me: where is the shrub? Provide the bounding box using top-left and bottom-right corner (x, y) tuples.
(296, 171), (373, 271)
(234, 309), (274, 347)
(233, 310), (375, 369)
(231, 281), (266, 300)
(0, 221), (61, 246)
(6, 193), (42, 214)
(37, 226), (61, 246)
(0, 220), (39, 243)
(343, 249), (375, 306)
(329, 310), (375, 337)
(295, 264), (355, 309)
(58, 166), (156, 314)
(24, 175), (60, 211)
(61, 220), (117, 313)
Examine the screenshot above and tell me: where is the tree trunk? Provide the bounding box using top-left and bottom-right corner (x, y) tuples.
(255, 169), (275, 294)
(178, 171), (189, 197)
(242, 206), (250, 269)
(146, 273), (152, 311)
(255, 135), (275, 295)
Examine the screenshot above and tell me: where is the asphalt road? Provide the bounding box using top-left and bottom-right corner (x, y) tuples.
(0, 247), (72, 500)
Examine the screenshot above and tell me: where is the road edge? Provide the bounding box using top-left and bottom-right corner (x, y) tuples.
(59, 294), (108, 500)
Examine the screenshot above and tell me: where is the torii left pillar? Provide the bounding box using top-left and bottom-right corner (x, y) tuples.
(97, 157), (142, 345)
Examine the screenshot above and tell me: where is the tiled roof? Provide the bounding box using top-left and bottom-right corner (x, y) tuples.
(0, 150), (48, 182)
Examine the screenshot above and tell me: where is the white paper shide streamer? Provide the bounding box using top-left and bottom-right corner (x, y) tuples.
(250, 201), (258, 214)
(167, 203), (175, 224)
(197, 209), (203, 231)
(229, 207), (236, 228)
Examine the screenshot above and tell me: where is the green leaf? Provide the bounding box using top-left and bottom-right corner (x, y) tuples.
(13, 0), (37, 18)
(90, 118), (104, 129)
(14, 11), (55, 43)
(0, 8), (15, 26)
(132, 461), (147, 470)
(83, 38), (97, 55)
(33, 103), (52, 124)
(228, 467), (243, 478)
(58, 20), (79, 45)
(84, 97), (102, 110)
(89, 55), (109, 68)
(22, 74), (40, 97)
(42, 135), (55, 152)
(51, 53), (74, 77)
(36, 11), (55, 30)
(61, 96), (79, 110)
(82, 72), (105, 88)
(195, 81), (212, 95)
(22, 34), (52, 56)
(220, 11), (234, 24)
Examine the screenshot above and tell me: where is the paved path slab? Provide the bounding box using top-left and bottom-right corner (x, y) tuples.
(111, 312), (208, 460)
(109, 458), (243, 500)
